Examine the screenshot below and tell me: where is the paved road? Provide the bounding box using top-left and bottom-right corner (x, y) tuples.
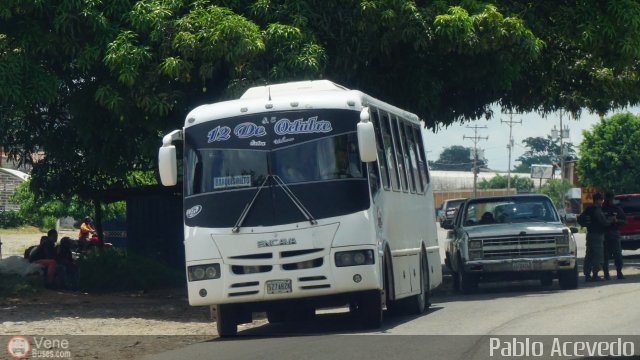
(144, 227), (640, 360)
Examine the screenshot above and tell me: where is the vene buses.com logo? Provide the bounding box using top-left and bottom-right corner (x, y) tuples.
(7, 336), (30, 359)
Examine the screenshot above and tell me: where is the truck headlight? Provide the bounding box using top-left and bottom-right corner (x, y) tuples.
(556, 234), (569, 244)
(468, 240), (482, 250)
(557, 246), (570, 255)
(468, 250), (483, 260)
(335, 250), (374, 267)
(188, 263), (221, 281)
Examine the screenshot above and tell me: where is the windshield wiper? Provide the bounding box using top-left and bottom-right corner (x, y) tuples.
(272, 175), (317, 226)
(232, 176), (270, 233)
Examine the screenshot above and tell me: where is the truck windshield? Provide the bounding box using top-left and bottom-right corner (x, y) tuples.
(464, 197), (559, 226)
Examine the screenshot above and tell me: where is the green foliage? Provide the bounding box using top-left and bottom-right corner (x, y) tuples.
(537, 179), (574, 210)
(0, 211), (24, 228)
(431, 145), (486, 171)
(577, 112), (640, 193)
(10, 180), (126, 229)
(479, 174), (533, 192)
(77, 248), (185, 292)
(514, 135), (576, 173)
(2, 1), (640, 203)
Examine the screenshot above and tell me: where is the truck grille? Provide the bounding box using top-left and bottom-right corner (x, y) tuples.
(477, 234), (557, 259)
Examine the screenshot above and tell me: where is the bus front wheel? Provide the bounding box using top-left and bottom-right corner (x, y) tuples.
(216, 304), (238, 337)
(354, 290), (383, 329)
(406, 252), (430, 314)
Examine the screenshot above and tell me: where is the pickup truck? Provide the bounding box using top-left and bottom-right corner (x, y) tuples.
(615, 194), (640, 250)
(443, 194), (579, 293)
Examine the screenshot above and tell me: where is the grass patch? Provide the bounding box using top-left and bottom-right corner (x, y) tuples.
(0, 226), (42, 235)
(0, 274), (41, 299)
(77, 247), (185, 292)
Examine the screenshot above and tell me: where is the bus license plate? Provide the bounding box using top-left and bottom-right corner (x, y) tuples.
(266, 280), (292, 294)
(512, 261), (533, 271)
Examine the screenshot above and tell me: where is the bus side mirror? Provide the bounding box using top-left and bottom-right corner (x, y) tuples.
(159, 145), (177, 186)
(357, 107), (377, 162)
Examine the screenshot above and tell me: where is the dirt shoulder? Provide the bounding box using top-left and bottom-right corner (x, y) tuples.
(0, 288), (223, 359)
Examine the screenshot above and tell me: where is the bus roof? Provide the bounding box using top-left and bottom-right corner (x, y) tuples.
(184, 80), (420, 128)
(240, 80), (350, 99)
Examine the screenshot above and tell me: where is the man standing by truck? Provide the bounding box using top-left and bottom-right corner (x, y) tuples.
(602, 191), (626, 280)
(579, 192), (612, 282)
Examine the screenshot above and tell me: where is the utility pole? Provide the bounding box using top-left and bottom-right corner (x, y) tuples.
(501, 112), (522, 192)
(464, 125), (488, 198)
(551, 110), (570, 215)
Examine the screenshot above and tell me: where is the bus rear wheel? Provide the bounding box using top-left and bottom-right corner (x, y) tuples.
(216, 304), (238, 337)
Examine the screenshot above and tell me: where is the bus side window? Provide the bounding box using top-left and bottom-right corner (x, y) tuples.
(390, 116), (408, 192)
(400, 121), (417, 193)
(413, 126), (429, 186)
(380, 112), (400, 191)
(370, 108), (390, 190)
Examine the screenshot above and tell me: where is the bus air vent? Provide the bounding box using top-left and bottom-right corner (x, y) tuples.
(229, 290), (259, 297)
(229, 253), (273, 259)
(280, 248), (324, 258)
(230, 281), (260, 288)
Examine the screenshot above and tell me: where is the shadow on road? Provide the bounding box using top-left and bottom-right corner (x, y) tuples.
(214, 306), (445, 339)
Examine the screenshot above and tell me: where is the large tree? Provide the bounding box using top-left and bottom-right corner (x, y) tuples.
(430, 145), (487, 171)
(577, 112), (640, 193)
(513, 136), (576, 174)
(2, 1), (640, 200)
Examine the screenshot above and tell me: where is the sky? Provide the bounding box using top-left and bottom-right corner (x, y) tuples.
(423, 106), (639, 172)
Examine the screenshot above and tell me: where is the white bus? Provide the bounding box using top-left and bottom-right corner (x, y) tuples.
(158, 80), (442, 336)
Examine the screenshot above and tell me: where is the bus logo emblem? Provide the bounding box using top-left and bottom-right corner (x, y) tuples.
(186, 205), (202, 219)
(257, 238), (297, 248)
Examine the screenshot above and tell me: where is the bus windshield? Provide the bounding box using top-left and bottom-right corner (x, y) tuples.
(186, 133), (363, 195)
(182, 109), (370, 228)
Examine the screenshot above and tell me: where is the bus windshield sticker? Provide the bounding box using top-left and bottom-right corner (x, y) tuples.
(274, 116), (332, 135)
(207, 126), (231, 142)
(213, 175), (252, 189)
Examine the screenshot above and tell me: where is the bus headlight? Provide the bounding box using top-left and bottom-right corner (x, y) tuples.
(335, 250), (374, 267)
(188, 263), (221, 281)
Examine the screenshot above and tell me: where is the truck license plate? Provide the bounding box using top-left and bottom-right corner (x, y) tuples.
(512, 261), (533, 271)
(266, 280), (292, 294)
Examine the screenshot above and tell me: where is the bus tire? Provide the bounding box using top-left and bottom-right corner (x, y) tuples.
(358, 290), (383, 329)
(216, 304), (238, 337)
(266, 311), (285, 324)
(383, 253), (400, 315)
(291, 306), (315, 322)
(406, 251), (429, 314)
